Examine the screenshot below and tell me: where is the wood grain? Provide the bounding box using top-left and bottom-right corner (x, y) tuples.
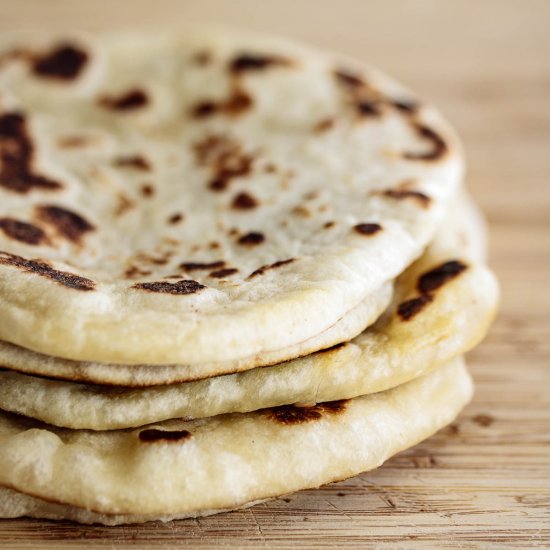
(1, 0), (549, 547)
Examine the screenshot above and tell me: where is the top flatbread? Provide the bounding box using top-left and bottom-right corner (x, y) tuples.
(0, 28), (462, 368)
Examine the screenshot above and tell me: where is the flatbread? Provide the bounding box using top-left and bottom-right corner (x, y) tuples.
(0, 198), (498, 429)
(0, 190), (485, 388)
(0, 281), (392, 385)
(0, 359), (472, 525)
(0, 28), (462, 370)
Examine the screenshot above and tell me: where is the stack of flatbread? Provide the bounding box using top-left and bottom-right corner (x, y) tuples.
(0, 28), (498, 525)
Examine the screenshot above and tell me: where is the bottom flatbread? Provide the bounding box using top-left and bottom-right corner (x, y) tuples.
(0, 358), (471, 525)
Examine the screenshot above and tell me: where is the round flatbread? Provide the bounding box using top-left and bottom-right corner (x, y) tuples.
(0, 189), (486, 389)
(0, 359), (472, 525)
(0, 280), (392, 385)
(0, 28), (462, 371)
(0, 198), (498, 429)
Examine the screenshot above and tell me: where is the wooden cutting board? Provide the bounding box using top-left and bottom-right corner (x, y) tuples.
(0, 1), (548, 547)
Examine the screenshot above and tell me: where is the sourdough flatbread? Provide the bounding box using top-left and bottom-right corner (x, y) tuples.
(0, 195), (498, 429)
(0, 28), (462, 370)
(0, 359), (472, 524)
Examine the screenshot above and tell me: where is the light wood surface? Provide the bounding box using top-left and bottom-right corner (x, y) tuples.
(1, 1), (549, 547)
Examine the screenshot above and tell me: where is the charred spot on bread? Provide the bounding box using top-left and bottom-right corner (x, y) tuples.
(354, 223), (382, 235)
(99, 89), (149, 111)
(0, 112), (63, 194)
(138, 429), (192, 443)
(36, 205), (94, 244)
(32, 43), (88, 80)
(266, 400), (349, 424)
(132, 279), (206, 295)
(417, 261), (468, 294)
(0, 251), (95, 290)
(0, 218), (47, 245)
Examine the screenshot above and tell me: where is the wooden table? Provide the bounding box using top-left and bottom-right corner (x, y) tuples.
(1, 1), (549, 547)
